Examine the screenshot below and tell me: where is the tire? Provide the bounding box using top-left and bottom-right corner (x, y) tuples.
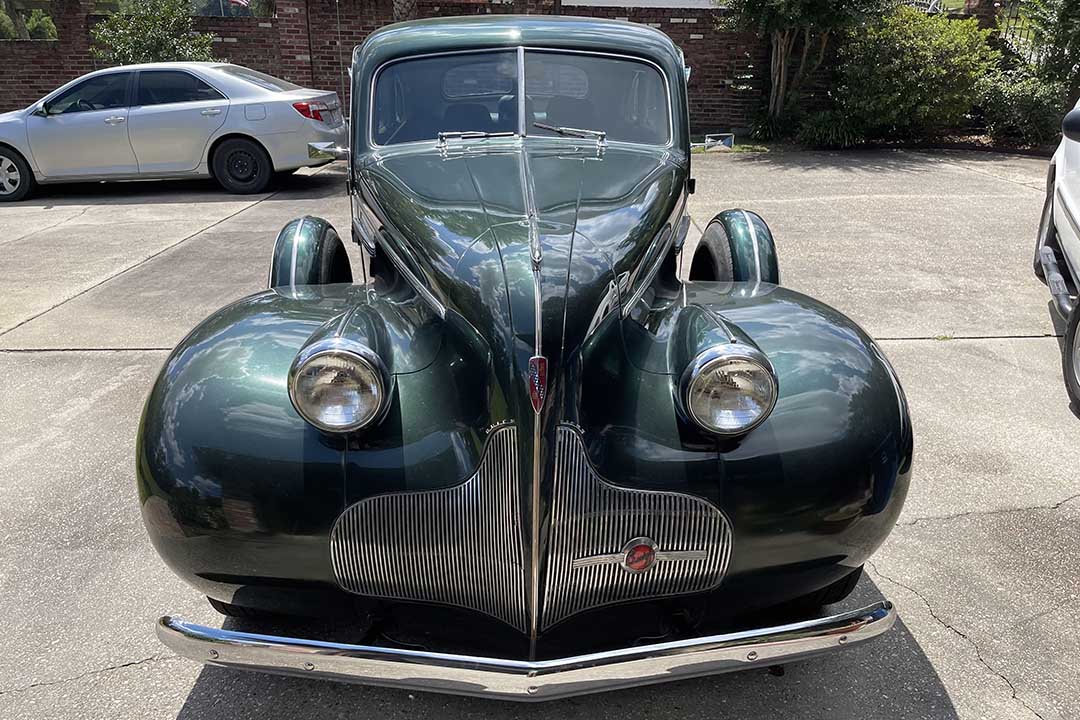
(689, 220), (736, 281)
(212, 138), (273, 194)
(208, 596), (281, 620)
(1034, 184), (1056, 284)
(0, 147), (33, 202)
(1063, 307), (1080, 407)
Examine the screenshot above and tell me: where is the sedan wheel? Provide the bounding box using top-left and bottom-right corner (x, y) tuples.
(1063, 307), (1080, 407)
(212, 138), (273, 194)
(0, 150), (32, 202)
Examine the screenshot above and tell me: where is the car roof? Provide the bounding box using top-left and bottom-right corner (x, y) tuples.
(353, 15), (684, 79)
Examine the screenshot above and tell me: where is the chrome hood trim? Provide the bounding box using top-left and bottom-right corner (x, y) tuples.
(158, 601), (896, 701)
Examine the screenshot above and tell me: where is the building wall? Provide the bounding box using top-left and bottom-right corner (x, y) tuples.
(0, 0), (764, 132)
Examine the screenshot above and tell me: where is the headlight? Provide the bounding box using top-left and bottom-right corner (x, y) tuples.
(288, 340), (387, 433)
(681, 345), (777, 436)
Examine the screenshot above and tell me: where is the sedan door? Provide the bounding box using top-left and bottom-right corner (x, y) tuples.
(25, 71), (138, 178)
(1057, 106), (1080, 279)
(127, 70), (229, 174)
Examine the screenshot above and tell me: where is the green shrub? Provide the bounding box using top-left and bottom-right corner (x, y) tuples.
(796, 110), (866, 148)
(977, 70), (1066, 144)
(26, 9), (57, 40)
(92, 0), (214, 65)
(831, 7), (999, 139)
(0, 10), (15, 40)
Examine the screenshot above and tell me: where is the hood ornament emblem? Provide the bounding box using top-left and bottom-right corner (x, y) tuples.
(528, 356), (548, 414)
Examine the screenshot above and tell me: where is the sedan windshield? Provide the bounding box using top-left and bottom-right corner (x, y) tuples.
(371, 50), (670, 146)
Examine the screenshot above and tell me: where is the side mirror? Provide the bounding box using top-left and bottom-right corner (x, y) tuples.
(1064, 107), (1080, 143)
(33, 102), (51, 117)
(308, 141), (349, 162)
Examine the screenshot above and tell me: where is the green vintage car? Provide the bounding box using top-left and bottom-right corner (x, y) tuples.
(141, 15), (912, 701)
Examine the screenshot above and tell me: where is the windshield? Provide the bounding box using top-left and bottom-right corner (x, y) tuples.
(371, 50), (671, 147)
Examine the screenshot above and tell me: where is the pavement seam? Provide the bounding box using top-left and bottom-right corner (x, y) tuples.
(0, 197), (269, 338)
(0, 206), (90, 247)
(866, 560), (1048, 720)
(909, 151), (1047, 193)
(0, 347), (173, 353)
(897, 493), (1080, 527)
(876, 333), (1062, 342)
(0, 653), (174, 697)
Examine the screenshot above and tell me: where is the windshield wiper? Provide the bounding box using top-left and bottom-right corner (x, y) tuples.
(437, 130), (515, 146)
(534, 122), (606, 142)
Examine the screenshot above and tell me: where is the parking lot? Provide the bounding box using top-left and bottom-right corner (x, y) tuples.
(1, 150), (1077, 720)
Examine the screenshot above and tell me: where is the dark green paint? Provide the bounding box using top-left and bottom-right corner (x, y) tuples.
(138, 16), (910, 653)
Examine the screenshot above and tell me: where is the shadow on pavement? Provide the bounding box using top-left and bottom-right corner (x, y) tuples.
(173, 577), (958, 720)
(14, 164), (346, 207)
(726, 149), (938, 175)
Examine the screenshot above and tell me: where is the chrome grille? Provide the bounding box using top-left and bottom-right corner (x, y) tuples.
(541, 425), (733, 630)
(329, 425), (528, 632)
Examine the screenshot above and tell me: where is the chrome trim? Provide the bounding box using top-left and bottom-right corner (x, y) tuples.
(308, 141), (350, 161)
(329, 425), (528, 632)
(678, 343), (779, 437)
(287, 337), (389, 434)
(541, 425), (733, 630)
(367, 47), (675, 151)
(158, 601), (896, 702)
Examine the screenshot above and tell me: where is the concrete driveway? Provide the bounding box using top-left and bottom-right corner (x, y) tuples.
(0, 151), (1075, 720)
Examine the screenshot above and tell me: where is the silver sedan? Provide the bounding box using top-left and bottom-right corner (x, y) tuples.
(0, 62), (347, 201)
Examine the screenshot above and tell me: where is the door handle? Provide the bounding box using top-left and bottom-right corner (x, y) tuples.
(201, 109), (222, 117)
(104, 116), (126, 125)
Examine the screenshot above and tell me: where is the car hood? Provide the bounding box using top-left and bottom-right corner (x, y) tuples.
(359, 140), (685, 385)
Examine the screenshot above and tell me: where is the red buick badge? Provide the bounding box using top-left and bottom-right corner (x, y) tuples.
(623, 539), (657, 573)
(528, 356), (548, 414)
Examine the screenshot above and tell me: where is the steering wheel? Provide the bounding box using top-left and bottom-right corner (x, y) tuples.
(76, 99), (95, 112)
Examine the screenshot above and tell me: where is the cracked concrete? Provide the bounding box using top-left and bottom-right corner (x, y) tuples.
(0, 150), (1073, 719)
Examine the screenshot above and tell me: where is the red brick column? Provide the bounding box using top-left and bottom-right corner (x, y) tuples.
(276, 0), (314, 86)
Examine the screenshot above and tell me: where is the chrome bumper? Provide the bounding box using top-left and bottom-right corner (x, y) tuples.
(158, 601), (895, 701)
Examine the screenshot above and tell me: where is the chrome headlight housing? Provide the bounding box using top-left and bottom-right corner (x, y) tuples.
(288, 339), (388, 433)
(680, 345), (778, 436)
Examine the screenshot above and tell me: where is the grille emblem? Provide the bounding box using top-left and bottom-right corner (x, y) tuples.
(570, 536), (713, 574)
(528, 355), (548, 414)
(622, 538), (657, 573)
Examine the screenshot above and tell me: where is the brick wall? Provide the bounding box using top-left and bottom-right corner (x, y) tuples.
(0, 0), (768, 132)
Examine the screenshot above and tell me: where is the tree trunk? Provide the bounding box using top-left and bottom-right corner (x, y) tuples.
(1, 0), (29, 39)
(392, 0), (417, 22)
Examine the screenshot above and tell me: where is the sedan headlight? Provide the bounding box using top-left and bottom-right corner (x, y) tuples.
(288, 339), (387, 433)
(681, 345), (777, 436)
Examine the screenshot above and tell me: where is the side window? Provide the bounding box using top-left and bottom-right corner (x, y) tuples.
(137, 71), (225, 106)
(47, 73), (130, 115)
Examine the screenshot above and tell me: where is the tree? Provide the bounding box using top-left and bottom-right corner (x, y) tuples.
(91, 0), (215, 65)
(720, 0), (891, 124)
(0, 0), (28, 38)
(1025, 0), (1080, 102)
(393, 0), (417, 23)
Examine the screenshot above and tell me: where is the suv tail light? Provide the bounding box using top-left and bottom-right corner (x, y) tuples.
(293, 101), (330, 122)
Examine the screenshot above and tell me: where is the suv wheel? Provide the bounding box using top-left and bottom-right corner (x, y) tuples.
(1063, 308), (1080, 407)
(0, 148), (33, 202)
(212, 138), (273, 194)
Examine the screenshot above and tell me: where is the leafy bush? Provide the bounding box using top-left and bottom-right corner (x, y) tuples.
(830, 7), (998, 139)
(0, 9), (15, 40)
(26, 9), (56, 40)
(796, 110), (865, 148)
(92, 0), (214, 65)
(977, 70), (1066, 144)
